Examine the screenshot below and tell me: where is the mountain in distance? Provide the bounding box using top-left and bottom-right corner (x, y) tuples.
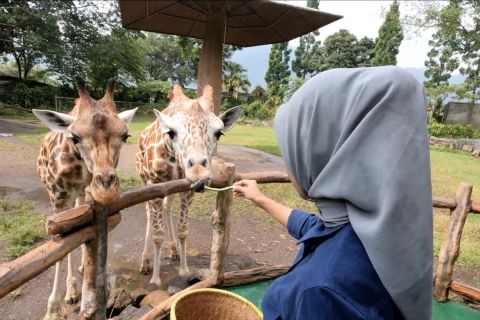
(231, 46), (466, 90)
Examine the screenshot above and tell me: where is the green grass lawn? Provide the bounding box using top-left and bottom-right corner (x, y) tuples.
(4, 115), (480, 267)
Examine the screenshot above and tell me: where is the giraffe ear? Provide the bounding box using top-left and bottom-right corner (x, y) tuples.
(153, 109), (177, 134)
(219, 106), (242, 132)
(32, 109), (75, 132)
(118, 107), (138, 125)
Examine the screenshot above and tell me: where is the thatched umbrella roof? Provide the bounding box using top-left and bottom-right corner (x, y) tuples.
(118, 0), (342, 114)
(119, 1), (341, 47)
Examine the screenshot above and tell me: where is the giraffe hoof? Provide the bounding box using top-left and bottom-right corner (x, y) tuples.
(167, 251), (179, 261)
(43, 313), (61, 320)
(179, 268), (191, 277)
(64, 293), (79, 305)
(78, 265), (84, 274)
(140, 260), (152, 275)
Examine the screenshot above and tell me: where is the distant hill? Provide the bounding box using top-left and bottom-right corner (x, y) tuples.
(231, 46), (466, 89)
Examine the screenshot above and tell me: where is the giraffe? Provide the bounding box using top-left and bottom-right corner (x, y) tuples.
(136, 84), (242, 287)
(33, 76), (137, 320)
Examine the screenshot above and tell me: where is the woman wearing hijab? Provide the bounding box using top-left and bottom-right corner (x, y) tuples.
(233, 66), (433, 320)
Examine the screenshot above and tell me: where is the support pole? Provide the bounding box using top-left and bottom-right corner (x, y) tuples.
(196, 5), (227, 115)
(210, 162), (235, 284)
(434, 182), (473, 302)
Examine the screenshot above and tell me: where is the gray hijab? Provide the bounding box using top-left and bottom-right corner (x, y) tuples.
(274, 66), (433, 320)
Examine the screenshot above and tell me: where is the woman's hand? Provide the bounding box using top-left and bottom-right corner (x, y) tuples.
(233, 179), (265, 203)
(234, 179), (292, 227)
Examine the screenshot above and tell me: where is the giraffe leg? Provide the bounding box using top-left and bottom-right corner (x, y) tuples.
(65, 196), (83, 302)
(149, 198), (165, 287)
(163, 194), (178, 261)
(64, 253), (79, 304)
(140, 201), (154, 274)
(177, 191), (193, 277)
(43, 261), (63, 320)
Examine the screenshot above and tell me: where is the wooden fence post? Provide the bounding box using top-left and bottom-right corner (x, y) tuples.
(434, 182), (473, 302)
(79, 205), (110, 320)
(95, 205), (109, 320)
(210, 162), (235, 284)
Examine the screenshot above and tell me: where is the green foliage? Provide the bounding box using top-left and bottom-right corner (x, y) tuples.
(222, 61), (250, 103)
(144, 34), (197, 85)
(372, 1), (404, 66)
(265, 43), (291, 100)
(291, 0), (321, 79)
(406, 1), (480, 103)
(136, 80), (172, 104)
(428, 121), (480, 139)
(0, 195), (46, 258)
(0, 81), (59, 109)
(320, 30), (375, 71)
(86, 28), (146, 93)
(242, 101), (274, 120)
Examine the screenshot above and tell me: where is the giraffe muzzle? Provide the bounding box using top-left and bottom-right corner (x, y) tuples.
(191, 179), (208, 193)
(95, 174), (118, 190)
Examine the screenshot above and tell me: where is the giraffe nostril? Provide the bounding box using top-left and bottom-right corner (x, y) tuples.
(187, 160), (194, 168)
(95, 174), (117, 189)
(200, 159), (207, 167)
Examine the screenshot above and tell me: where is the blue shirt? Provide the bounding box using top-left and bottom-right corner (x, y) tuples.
(262, 210), (401, 320)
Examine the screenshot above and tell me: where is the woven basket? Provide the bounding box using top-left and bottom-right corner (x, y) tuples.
(171, 288), (263, 320)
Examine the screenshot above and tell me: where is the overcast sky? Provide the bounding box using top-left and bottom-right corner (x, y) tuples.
(285, 0), (433, 69)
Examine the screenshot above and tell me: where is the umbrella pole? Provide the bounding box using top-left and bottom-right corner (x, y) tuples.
(197, 10), (227, 116)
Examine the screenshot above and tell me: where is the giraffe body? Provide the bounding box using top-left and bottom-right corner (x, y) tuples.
(34, 77), (137, 320)
(136, 84), (241, 286)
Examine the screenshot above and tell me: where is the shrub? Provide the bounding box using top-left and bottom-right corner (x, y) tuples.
(0, 81), (59, 109)
(428, 121), (480, 139)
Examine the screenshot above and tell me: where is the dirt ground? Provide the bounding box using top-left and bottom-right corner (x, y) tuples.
(0, 118), (296, 319)
(0, 118), (478, 319)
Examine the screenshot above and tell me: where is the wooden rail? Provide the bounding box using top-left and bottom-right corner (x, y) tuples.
(0, 214), (121, 299)
(1, 169), (479, 316)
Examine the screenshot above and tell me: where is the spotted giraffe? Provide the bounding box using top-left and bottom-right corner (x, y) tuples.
(136, 84), (242, 286)
(33, 76), (137, 320)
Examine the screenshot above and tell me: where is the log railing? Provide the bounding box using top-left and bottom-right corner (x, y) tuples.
(0, 166), (479, 318)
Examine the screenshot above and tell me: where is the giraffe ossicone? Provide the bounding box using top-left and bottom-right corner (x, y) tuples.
(136, 84), (242, 286)
(34, 76), (137, 320)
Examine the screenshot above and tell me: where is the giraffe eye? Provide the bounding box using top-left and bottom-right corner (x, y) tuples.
(214, 131), (224, 140)
(121, 133), (130, 143)
(167, 130), (177, 140)
(69, 133), (81, 144)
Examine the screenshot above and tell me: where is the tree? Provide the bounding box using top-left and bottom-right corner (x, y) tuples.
(406, 1), (479, 103)
(86, 28), (146, 94)
(292, 0), (322, 79)
(0, 0), (106, 82)
(222, 61), (250, 101)
(356, 37), (376, 67)
(143, 33), (196, 85)
(265, 42), (291, 99)
(250, 85), (267, 103)
(372, 1), (404, 66)
(320, 30), (359, 70)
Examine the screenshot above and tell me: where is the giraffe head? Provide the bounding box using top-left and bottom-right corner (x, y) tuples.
(153, 84), (242, 190)
(32, 76), (138, 204)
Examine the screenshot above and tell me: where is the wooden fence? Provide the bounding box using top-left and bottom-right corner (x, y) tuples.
(0, 162), (479, 319)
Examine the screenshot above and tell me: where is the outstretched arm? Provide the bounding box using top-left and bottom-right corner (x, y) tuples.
(233, 179), (292, 227)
